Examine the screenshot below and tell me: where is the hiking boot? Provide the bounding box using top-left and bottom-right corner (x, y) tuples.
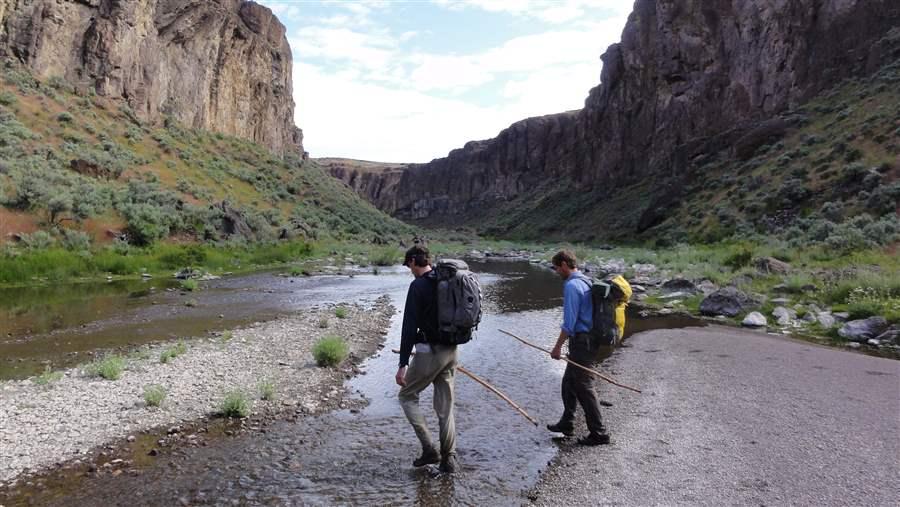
(577, 433), (611, 446)
(413, 448), (440, 467)
(439, 454), (460, 474)
(546, 422), (574, 437)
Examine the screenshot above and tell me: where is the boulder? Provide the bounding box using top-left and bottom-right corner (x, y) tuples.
(772, 306), (797, 327)
(662, 278), (699, 293)
(597, 258), (627, 276)
(838, 317), (889, 342)
(874, 326), (899, 345)
(816, 312), (837, 329)
(742, 312), (767, 327)
(754, 257), (791, 275)
(631, 263), (658, 275)
(700, 287), (759, 317)
(696, 280), (719, 296)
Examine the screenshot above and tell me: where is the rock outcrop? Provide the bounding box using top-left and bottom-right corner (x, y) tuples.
(0, 0), (302, 154)
(330, 0), (900, 223)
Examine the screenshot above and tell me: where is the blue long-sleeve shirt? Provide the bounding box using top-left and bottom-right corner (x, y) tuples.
(399, 270), (438, 367)
(561, 272), (592, 336)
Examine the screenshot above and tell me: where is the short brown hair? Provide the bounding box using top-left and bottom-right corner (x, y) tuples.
(403, 245), (431, 267)
(551, 250), (577, 269)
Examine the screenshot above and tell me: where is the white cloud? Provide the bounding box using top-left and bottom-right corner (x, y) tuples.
(273, 1), (631, 161)
(295, 63), (511, 162)
(434, 0), (632, 24)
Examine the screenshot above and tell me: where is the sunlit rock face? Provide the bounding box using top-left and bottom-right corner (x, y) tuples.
(0, 0), (303, 154)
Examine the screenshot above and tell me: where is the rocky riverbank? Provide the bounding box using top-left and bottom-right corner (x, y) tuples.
(464, 247), (899, 357)
(0, 297), (394, 487)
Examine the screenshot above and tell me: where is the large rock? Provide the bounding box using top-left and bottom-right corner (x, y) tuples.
(838, 317), (889, 342)
(742, 312), (767, 327)
(772, 306), (797, 327)
(0, 0), (302, 155)
(816, 312), (837, 329)
(874, 326), (899, 346)
(700, 287), (759, 317)
(328, 1), (900, 226)
(754, 257), (791, 275)
(661, 278), (699, 294)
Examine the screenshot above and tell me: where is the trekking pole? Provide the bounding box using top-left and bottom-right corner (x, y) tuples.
(498, 329), (642, 394)
(391, 349), (538, 426)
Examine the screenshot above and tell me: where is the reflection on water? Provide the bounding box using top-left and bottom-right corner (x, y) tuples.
(3, 260), (704, 506)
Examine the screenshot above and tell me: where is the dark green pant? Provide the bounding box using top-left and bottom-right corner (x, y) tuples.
(558, 333), (613, 435)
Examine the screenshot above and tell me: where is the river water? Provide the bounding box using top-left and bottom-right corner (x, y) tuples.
(2, 260), (700, 505)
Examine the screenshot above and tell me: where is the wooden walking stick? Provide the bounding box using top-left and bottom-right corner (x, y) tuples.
(392, 349), (538, 426)
(498, 329), (642, 394)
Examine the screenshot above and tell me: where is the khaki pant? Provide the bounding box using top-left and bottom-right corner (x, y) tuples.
(398, 345), (458, 457)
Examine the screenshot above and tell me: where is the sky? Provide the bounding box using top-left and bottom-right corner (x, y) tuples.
(256, 0), (632, 163)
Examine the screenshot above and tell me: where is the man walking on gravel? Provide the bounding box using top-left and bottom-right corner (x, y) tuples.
(546, 250), (611, 445)
(395, 245), (460, 473)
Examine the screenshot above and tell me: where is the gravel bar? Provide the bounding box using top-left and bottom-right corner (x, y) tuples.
(0, 296), (393, 486)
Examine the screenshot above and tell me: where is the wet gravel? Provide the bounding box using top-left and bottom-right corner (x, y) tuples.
(0, 298), (393, 486)
(528, 326), (900, 506)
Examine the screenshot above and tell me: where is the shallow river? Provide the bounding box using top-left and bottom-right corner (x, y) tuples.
(2, 260), (699, 505)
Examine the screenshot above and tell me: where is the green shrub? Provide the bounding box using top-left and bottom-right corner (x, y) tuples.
(143, 385), (167, 407)
(34, 366), (63, 386)
(219, 390), (251, 418)
(312, 335), (349, 367)
(159, 341), (187, 363)
(180, 279), (198, 291)
(86, 355), (126, 380)
(57, 111), (74, 123)
(61, 229), (91, 251)
(334, 307), (348, 319)
(0, 91), (17, 106)
(19, 231), (55, 250)
(318, 318), (329, 329)
(258, 378), (276, 400)
(723, 247), (753, 270)
(368, 246), (400, 266)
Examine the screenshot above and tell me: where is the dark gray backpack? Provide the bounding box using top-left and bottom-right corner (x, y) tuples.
(433, 259), (482, 345)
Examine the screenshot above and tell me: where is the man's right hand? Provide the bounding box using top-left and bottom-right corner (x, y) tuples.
(550, 345), (562, 360)
(395, 366), (407, 386)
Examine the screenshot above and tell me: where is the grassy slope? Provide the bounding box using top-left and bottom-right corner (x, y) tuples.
(0, 65), (412, 247)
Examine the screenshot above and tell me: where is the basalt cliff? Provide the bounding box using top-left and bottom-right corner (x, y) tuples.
(327, 0), (900, 238)
(0, 0), (302, 154)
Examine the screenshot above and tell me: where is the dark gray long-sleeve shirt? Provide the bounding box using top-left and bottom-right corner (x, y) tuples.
(399, 270), (438, 367)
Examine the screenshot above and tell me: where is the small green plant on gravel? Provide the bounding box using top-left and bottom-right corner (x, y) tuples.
(159, 341), (187, 364)
(180, 279), (198, 291)
(312, 335), (349, 367)
(219, 390), (251, 418)
(318, 318), (329, 329)
(219, 330), (233, 343)
(86, 355), (126, 380)
(143, 385), (167, 407)
(34, 366), (63, 386)
(258, 378), (277, 401)
(334, 307), (348, 319)
(368, 246), (400, 266)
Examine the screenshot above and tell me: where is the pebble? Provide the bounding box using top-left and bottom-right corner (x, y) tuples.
(0, 298), (394, 484)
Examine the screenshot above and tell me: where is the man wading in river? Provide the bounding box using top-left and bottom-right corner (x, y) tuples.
(395, 245), (460, 473)
(547, 250), (611, 445)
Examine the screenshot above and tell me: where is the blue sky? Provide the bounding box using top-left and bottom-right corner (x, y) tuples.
(257, 1), (632, 162)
